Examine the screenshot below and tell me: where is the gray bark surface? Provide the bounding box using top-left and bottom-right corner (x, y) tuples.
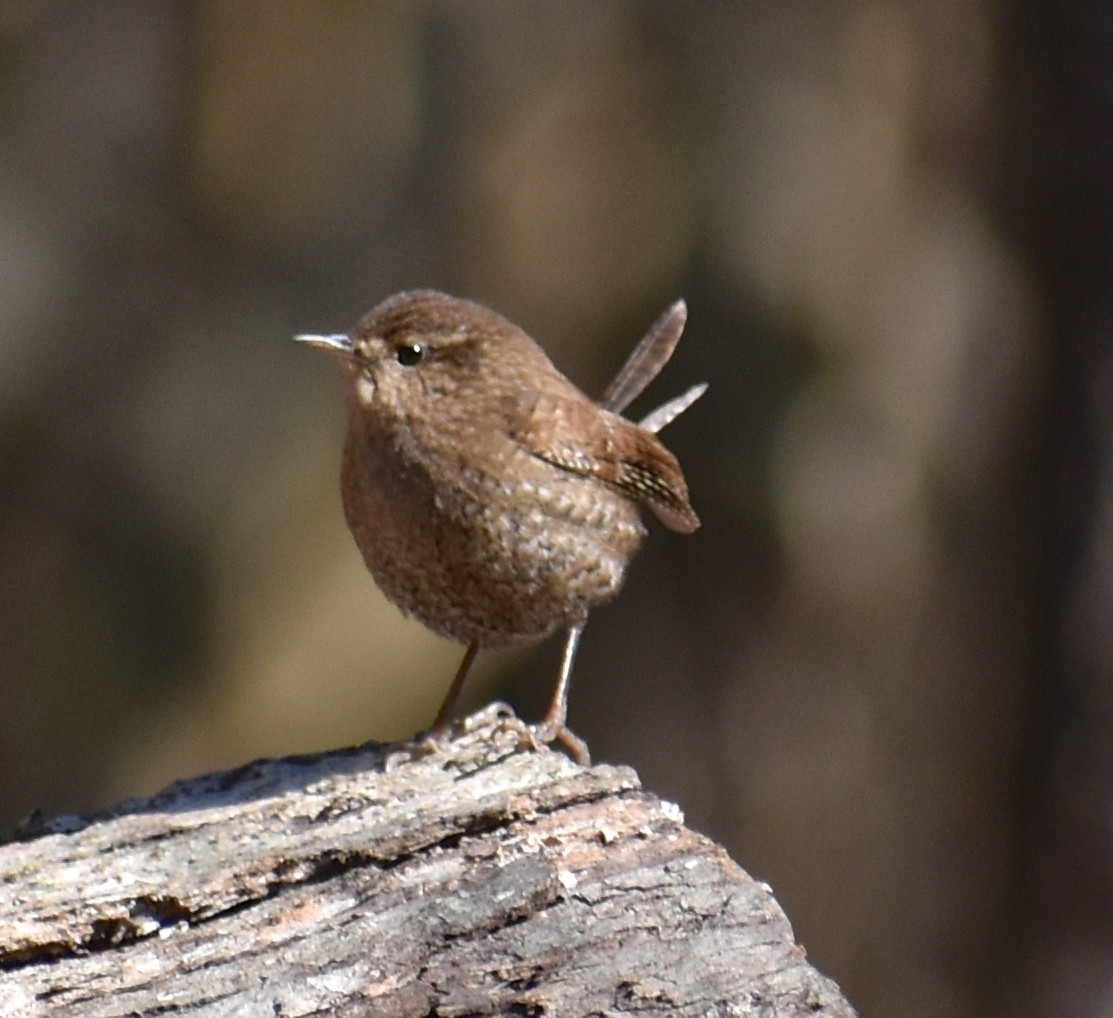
(0, 708), (857, 1017)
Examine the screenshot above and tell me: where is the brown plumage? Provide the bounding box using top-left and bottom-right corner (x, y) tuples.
(296, 290), (702, 761)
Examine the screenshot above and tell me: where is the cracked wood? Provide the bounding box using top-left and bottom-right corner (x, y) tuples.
(0, 709), (857, 1017)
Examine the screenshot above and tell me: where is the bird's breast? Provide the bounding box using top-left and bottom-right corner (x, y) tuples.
(339, 419), (645, 648)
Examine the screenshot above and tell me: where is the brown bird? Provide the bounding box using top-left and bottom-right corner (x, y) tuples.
(296, 290), (703, 761)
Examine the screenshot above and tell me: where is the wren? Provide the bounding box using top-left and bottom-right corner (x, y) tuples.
(296, 290), (703, 762)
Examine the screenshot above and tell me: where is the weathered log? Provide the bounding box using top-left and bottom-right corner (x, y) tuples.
(0, 707), (857, 1017)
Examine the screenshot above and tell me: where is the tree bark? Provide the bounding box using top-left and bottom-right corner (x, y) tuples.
(0, 708), (857, 1017)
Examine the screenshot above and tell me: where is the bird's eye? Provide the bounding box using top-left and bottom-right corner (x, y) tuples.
(396, 343), (424, 367)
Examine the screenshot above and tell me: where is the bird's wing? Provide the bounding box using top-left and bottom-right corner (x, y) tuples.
(510, 393), (700, 534)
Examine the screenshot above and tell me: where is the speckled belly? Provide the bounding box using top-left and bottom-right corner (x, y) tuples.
(341, 434), (645, 649)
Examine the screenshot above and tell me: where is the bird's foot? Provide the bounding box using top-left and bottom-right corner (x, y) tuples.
(385, 703), (538, 772)
(527, 719), (592, 766)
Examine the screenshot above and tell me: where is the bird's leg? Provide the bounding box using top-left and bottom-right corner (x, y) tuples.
(430, 640), (480, 738)
(535, 625), (582, 738)
(532, 624), (591, 764)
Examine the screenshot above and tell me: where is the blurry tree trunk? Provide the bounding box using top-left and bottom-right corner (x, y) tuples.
(998, 3), (1113, 1014)
(0, 710), (856, 1017)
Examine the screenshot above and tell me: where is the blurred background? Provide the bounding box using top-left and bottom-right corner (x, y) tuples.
(1, 2), (1109, 1015)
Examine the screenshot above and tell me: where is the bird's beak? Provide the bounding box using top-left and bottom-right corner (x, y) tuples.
(294, 333), (355, 359)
